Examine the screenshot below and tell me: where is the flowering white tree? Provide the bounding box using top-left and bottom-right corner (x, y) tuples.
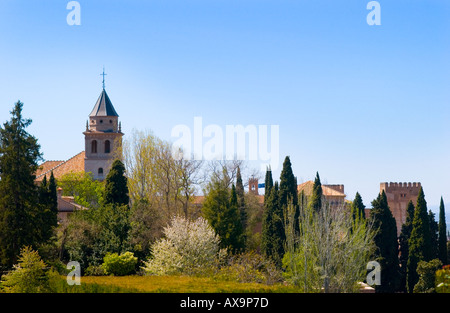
(142, 216), (224, 275)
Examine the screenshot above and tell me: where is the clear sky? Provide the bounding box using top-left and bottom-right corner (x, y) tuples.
(0, 0), (449, 214)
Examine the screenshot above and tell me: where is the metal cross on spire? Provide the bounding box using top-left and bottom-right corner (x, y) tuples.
(101, 67), (107, 90)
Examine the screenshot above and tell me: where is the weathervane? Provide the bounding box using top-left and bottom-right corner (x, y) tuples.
(101, 67), (107, 90)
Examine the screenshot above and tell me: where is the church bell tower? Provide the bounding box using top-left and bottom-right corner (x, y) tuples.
(83, 70), (123, 180)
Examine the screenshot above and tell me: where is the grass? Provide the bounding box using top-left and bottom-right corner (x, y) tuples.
(75, 275), (302, 293)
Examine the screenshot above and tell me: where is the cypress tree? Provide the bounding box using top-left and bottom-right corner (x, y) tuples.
(235, 166), (247, 230)
(264, 166), (273, 206)
(370, 190), (400, 293)
(351, 192), (366, 221)
(429, 210), (439, 260)
(0, 101), (43, 269)
(261, 182), (284, 267)
(398, 200), (415, 292)
(438, 197), (448, 265)
(279, 156), (299, 234)
(104, 159), (129, 206)
(407, 187), (432, 293)
(310, 172), (323, 213)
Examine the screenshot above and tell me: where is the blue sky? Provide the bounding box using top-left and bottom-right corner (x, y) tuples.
(0, 0), (449, 216)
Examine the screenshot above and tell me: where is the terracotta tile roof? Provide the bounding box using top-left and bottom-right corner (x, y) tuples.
(297, 181), (346, 197)
(35, 151), (85, 182)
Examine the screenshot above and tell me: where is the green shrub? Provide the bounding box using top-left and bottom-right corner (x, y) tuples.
(102, 252), (137, 276)
(436, 265), (450, 293)
(0, 246), (50, 293)
(214, 251), (283, 285)
(414, 259), (442, 293)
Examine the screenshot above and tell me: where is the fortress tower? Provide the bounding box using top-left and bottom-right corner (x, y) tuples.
(380, 182), (421, 236)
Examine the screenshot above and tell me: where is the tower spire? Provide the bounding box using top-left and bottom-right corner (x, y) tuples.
(101, 67), (107, 90)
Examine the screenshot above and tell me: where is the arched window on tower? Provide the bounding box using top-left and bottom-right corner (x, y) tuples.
(91, 140), (98, 154)
(98, 168), (104, 176)
(105, 140), (111, 154)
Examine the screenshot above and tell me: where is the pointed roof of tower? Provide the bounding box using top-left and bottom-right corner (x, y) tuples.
(89, 89), (119, 117)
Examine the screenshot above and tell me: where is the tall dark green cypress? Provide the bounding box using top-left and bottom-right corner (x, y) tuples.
(104, 159), (129, 206)
(429, 210), (439, 260)
(279, 156), (299, 235)
(261, 181), (284, 268)
(398, 200), (415, 292)
(351, 192), (366, 221)
(370, 190), (400, 293)
(0, 101), (43, 269)
(407, 187), (432, 293)
(235, 166), (247, 231)
(438, 197), (448, 265)
(310, 172), (323, 213)
(264, 166), (273, 206)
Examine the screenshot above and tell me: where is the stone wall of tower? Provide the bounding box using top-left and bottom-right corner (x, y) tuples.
(380, 182), (421, 236)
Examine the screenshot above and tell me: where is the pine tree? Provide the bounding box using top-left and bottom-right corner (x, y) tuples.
(351, 192), (366, 221)
(104, 159), (129, 206)
(398, 200), (415, 292)
(407, 187), (432, 293)
(370, 190), (400, 293)
(261, 181), (284, 267)
(0, 101), (43, 269)
(310, 172), (323, 213)
(438, 197), (448, 265)
(38, 171), (58, 243)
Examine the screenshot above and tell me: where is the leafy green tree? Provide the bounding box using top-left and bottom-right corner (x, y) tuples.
(370, 190), (400, 293)
(0, 101), (46, 269)
(398, 200), (415, 292)
(351, 192), (366, 221)
(279, 156), (299, 237)
(261, 182), (284, 268)
(58, 171), (104, 209)
(438, 197), (448, 265)
(202, 175), (245, 253)
(104, 159), (129, 207)
(407, 187), (432, 293)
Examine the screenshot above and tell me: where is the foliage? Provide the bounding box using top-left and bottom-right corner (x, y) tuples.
(398, 200), (415, 292)
(142, 216), (224, 276)
(407, 187), (432, 293)
(58, 171), (105, 209)
(261, 182), (284, 268)
(351, 192), (366, 221)
(202, 173), (245, 253)
(438, 197), (448, 265)
(413, 259), (442, 293)
(102, 252), (138, 276)
(104, 159), (129, 206)
(214, 251), (282, 285)
(370, 190), (400, 293)
(436, 265), (450, 293)
(0, 246), (50, 293)
(0, 101), (48, 269)
(283, 199), (376, 293)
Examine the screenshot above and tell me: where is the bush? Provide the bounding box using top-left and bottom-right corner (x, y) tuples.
(102, 252), (138, 276)
(142, 216), (224, 276)
(0, 246), (50, 293)
(214, 251), (282, 285)
(414, 259), (442, 293)
(436, 264), (450, 293)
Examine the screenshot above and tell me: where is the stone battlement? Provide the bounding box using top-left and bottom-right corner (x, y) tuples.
(380, 182), (421, 191)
